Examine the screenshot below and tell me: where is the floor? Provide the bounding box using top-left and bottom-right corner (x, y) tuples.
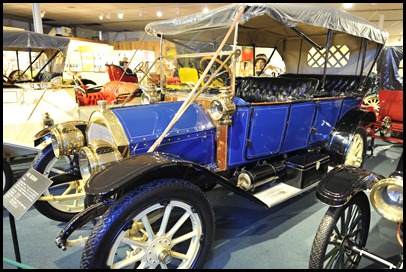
(3, 139), (403, 269)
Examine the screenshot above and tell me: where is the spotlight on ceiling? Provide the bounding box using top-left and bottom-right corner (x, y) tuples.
(157, 11), (162, 17)
(98, 14), (103, 20)
(118, 13), (124, 19)
(41, 10), (46, 18)
(343, 3), (353, 9)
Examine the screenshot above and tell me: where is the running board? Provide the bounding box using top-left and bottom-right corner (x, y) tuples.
(253, 181), (318, 208)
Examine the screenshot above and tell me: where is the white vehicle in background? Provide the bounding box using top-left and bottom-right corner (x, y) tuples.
(3, 29), (94, 159)
(3, 29), (141, 193)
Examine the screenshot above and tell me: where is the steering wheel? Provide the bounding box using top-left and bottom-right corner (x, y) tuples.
(199, 56), (231, 87)
(67, 71), (88, 96)
(133, 62), (144, 73)
(8, 70), (30, 83)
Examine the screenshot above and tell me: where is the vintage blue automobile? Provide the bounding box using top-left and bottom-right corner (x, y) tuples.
(31, 3), (388, 268)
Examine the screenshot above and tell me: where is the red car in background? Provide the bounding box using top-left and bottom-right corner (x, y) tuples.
(362, 46), (403, 153)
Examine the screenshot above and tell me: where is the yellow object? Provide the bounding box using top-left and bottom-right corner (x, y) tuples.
(178, 67), (199, 85)
(178, 67), (224, 88)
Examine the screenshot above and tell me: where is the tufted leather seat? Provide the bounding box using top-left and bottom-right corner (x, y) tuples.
(105, 64), (138, 83)
(79, 81), (139, 106)
(235, 76), (319, 103)
(278, 74), (373, 97)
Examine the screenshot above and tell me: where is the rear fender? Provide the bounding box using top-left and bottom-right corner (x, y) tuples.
(33, 121), (87, 147)
(84, 152), (265, 206)
(327, 108), (375, 165)
(316, 165), (385, 206)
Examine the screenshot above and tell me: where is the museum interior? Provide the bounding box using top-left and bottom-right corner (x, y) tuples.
(3, 3), (403, 269)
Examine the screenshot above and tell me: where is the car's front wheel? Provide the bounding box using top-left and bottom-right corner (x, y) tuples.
(32, 143), (85, 222)
(80, 178), (215, 269)
(3, 158), (13, 195)
(309, 192), (371, 269)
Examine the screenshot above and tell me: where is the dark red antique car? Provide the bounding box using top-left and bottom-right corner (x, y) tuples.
(362, 46), (403, 150)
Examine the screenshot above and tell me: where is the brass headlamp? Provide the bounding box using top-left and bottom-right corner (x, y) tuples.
(209, 86), (236, 125)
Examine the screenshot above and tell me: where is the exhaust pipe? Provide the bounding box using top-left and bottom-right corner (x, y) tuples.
(237, 162), (286, 191)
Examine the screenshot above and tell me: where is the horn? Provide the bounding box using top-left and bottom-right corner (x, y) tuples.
(370, 177), (403, 223)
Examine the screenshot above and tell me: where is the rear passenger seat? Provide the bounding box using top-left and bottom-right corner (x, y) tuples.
(79, 81), (139, 106)
(278, 74), (373, 97)
(235, 76), (319, 103)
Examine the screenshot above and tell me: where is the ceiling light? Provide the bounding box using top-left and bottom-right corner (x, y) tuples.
(342, 3), (353, 9)
(118, 13), (124, 19)
(203, 7), (209, 13)
(98, 14), (103, 20)
(41, 11), (46, 18)
(106, 12), (111, 20)
(176, 8), (181, 16)
(157, 11), (162, 17)
(139, 8), (143, 17)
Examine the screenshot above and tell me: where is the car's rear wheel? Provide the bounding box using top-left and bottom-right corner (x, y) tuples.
(344, 126), (367, 168)
(362, 94), (380, 114)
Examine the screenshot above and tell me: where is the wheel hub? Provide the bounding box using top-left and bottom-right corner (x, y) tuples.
(146, 238), (172, 265)
(341, 235), (356, 255)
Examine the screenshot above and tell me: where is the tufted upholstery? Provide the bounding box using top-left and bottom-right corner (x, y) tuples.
(278, 74), (373, 97)
(79, 81), (139, 106)
(235, 76), (319, 103)
(105, 64), (138, 83)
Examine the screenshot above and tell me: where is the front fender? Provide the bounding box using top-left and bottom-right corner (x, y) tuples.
(33, 120), (87, 147)
(56, 200), (113, 250)
(316, 165), (385, 206)
(327, 107), (375, 165)
(84, 152), (265, 207)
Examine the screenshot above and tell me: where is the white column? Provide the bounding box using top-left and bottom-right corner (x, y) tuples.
(32, 3), (43, 33)
(378, 14), (385, 29)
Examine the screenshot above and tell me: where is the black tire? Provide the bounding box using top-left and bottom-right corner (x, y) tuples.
(32, 144), (84, 222)
(309, 192), (371, 269)
(3, 158), (14, 195)
(343, 126), (367, 168)
(80, 178), (215, 269)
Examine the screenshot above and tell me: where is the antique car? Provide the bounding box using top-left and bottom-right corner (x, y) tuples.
(308, 151), (403, 269)
(362, 46), (403, 113)
(29, 3), (388, 268)
(362, 46), (403, 154)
